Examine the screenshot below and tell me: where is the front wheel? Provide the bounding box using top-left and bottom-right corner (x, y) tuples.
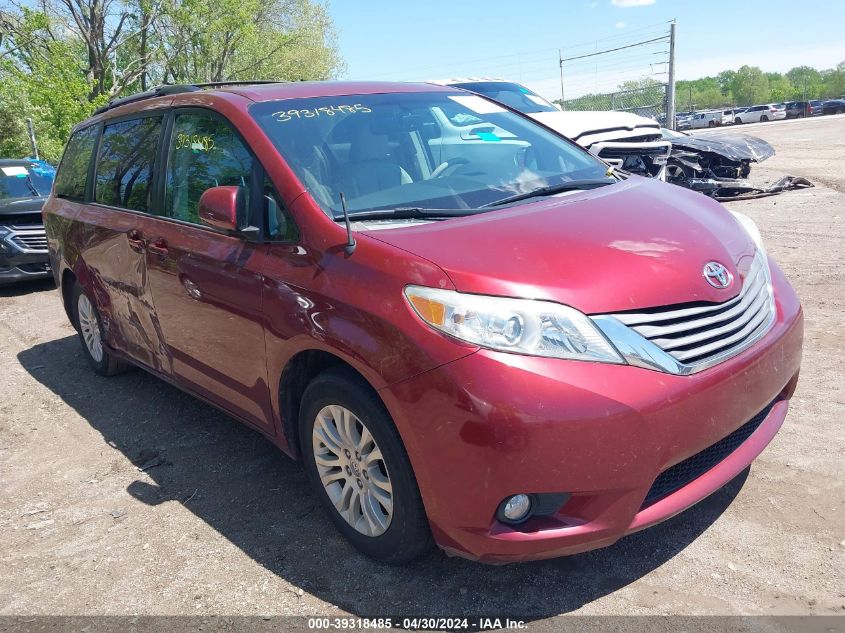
(299, 367), (433, 564)
(72, 283), (130, 376)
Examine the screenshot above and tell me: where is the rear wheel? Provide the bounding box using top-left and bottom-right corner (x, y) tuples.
(735, 117), (742, 124)
(708, 120), (716, 127)
(72, 283), (129, 376)
(760, 115), (768, 122)
(299, 367), (433, 564)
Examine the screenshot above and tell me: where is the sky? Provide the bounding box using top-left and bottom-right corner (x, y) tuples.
(329, 0), (845, 101)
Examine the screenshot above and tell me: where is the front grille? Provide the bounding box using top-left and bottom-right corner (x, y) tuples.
(7, 224), (48, 252)
(640, 399), (777, 509)
(609, 252), (775, 370)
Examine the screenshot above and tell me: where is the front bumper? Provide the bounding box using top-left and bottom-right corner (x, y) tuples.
(0, 250), (51, 285)
(381, 261), (803, 562)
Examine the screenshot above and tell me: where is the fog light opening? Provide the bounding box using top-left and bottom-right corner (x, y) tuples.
(497, 494), (533, 525)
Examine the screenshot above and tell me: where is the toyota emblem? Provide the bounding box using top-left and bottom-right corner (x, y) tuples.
(703, 262), (733, 289)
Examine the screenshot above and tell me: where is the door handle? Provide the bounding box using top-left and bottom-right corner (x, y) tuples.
(148, 238), (169, 257)
(127, 230), (146, 252)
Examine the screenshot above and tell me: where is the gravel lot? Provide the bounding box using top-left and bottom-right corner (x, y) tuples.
(1, 115), (843, 622)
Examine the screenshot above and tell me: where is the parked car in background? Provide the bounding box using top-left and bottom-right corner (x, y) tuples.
(807, 100), (825, 116)
(675, 111), (693, 130)
(0, 158), (55, 284)
(734, 104), (786, 124)
(444, 79), (671, 179)
(689, 110), (722, 128)
(43, 80), (803, 564)
(784, 101), (809, 118)
(721, 110), (735, 125)
(822, 99), (845, 115)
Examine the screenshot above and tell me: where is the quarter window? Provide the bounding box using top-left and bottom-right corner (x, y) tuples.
(55, 126), (99, 201)
(95, 117), (162, 212)
(164, 113), (253, 226)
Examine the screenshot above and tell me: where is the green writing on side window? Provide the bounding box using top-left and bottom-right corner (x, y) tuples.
(175, 133), (216, 152)
(270, 104), (372, 123)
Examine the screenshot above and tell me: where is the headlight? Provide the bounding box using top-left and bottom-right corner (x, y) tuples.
(404, 286), (624, 364)
(731, 211), (765, 254)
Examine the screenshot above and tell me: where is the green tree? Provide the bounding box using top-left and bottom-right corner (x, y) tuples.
(0, 0), (343, 161)
(717, 70), (736, 96)
(730, 65), (770, 105)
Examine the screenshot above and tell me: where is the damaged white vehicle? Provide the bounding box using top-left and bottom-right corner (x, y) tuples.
(443, 79), (811, 200)
(443, 79), (671, 180)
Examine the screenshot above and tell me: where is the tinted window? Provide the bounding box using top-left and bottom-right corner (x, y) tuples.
(55, 126), (98, 201)
(164, 113), (253, 226)
(95, 117), (162, 212)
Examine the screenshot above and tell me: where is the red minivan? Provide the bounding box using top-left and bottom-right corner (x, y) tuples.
(43, 81), (803, 564)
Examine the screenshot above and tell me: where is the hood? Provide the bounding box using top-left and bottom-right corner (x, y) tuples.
(528, 110), (662, 147)
(670, 133), (775, 163)
(366, 177), (755, 314)
(0, 196), (47, 218)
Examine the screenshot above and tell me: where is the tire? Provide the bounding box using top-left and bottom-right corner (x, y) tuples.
(760, 115), (768, 122)
(735, 117), (742, 124)
(71, 283), (130, 376)
(708, 120), (715, 127)
(299, 367), (433, 564)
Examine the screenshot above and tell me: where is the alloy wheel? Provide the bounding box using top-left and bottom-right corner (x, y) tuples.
(77, 294), (104, 363)
(312, 404), (394, 537)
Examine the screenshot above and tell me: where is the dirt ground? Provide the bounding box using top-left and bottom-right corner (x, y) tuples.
(1, 115), (843, 622)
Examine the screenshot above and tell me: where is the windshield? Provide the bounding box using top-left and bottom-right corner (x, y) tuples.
(661, 128), (688, 140)
(0, 163), (55, 201)
(250, 91), (610, 218)
(448, 82), (559, 114)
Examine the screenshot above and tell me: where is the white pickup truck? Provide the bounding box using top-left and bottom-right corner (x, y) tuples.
(688, 111), (723, 129)
(442, 79), (671, 180)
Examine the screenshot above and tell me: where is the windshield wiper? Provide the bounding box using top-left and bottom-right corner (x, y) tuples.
(481, 178), (617, 208)
(24, 175), (41, 197)
(340, 207), (478, 222)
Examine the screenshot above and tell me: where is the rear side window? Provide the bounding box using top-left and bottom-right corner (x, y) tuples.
(55, 126), (99, 201)
(95, 117), (162, 212)
(164, 112), (253, 226)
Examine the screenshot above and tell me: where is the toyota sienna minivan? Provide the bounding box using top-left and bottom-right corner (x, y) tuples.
(43, 81), (803, 564)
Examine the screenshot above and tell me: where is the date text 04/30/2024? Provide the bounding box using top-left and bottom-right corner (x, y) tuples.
(306, 617), (528, 630)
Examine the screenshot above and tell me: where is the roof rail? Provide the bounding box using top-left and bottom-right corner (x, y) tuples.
(190, 80), (284, 88)
(92, 84), (200, 115)
(92, 80), (285, 115)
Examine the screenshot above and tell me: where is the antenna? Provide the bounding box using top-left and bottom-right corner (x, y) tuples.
(339, 192), (356, 256)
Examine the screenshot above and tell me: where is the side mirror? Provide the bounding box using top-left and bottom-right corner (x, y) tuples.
(198, 186), (242, 232)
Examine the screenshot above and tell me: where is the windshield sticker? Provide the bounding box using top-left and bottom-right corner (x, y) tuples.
(175, 133), (215, 153)
(447, 95), (506, 115)
(476, 131), (501, 142)
(2, 166), (29, 177)
(270, 104), (372, 123)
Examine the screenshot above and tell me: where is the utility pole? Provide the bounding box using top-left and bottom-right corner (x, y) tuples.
(558, 49), (565, 110)
(26, 118), (38, 160)
(667, 19), (677, 129)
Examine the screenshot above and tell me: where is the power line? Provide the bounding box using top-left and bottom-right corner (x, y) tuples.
(560, 36), (669, 64)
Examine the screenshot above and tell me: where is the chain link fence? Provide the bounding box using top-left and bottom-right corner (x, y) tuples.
(560, 84), (668, 121)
